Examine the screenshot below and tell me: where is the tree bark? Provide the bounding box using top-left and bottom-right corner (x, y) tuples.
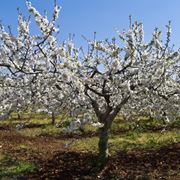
(51, 112), (55, 125)
(17, 113), (21, 120)
(91, 96), (129, 167)
(98, 120), (112, 167)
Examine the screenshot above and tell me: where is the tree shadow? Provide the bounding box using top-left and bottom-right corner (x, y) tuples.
(24, 124), (46, 129)
(25, 151), (101, 179)
(0, 125), (11, 131)
(24, 143), (180, 179)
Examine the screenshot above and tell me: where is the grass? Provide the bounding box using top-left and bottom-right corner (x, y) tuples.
(109, 130), (180, 153)
(0, 154), (36, 178)
(72, 137), (99, 153)
(18, 124), (63, 137)
(0, 152), (5, 161)
(72, 129), (180, 155)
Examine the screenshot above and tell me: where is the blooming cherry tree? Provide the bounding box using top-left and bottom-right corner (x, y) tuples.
(62, 20), (180, 164)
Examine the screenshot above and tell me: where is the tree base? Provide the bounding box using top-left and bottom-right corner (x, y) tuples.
(96, 153), (109, 169)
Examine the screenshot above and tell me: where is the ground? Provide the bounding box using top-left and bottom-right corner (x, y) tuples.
(0, 113), (180, 179)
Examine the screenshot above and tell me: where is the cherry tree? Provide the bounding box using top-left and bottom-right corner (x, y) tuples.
(0, 74), (32, 120)
(62, 20), (180, 164)
(0, 1), (67, 119)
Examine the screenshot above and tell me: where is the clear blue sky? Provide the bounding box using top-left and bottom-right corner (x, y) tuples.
(0, 0), (180, 47)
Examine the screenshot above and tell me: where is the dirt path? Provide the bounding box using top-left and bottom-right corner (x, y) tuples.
(0, 127), (66, 163)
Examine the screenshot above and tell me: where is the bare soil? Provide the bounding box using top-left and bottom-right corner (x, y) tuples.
(0, 126), (180, 179)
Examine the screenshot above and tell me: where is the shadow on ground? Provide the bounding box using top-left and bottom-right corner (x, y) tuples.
(23, 143), (180, 180)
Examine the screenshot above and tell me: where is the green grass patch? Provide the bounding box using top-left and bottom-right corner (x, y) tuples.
(72, 137), (99, 153)
(17, 124), (63, 137)
(0, 155), (36, 178)
(109, 130), (180, 154)
(72, 130), (180, 155)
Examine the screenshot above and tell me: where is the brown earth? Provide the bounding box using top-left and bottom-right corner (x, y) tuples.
(0, 126), (180, 179)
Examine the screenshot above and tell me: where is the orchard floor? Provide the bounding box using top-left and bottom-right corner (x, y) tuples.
(0, 118), (180, 179)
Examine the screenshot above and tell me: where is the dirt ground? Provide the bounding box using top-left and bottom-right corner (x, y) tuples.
(0, 126), (180, 179)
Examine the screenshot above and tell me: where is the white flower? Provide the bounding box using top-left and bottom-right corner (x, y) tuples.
(91, 122), (104, 128)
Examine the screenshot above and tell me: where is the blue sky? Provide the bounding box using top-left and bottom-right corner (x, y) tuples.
(0, 0), (180, 47)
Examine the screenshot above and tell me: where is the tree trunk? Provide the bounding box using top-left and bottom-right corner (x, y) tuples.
(90, 97), (128, 167)
(17, 113), (21, 120)
(51, 112), (55, 125)
(98, 125), (109, 167)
